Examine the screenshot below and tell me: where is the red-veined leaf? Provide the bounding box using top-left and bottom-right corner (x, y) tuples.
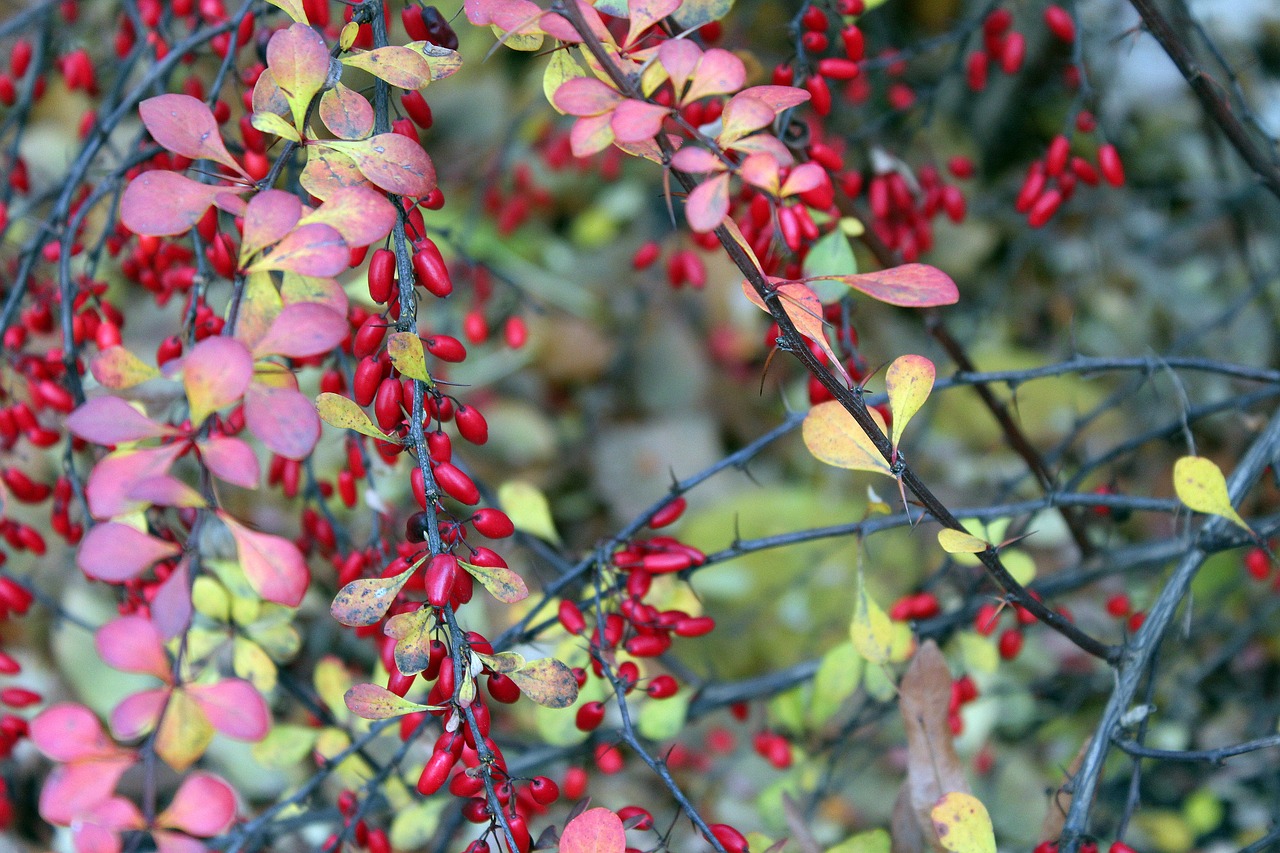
(139, 94), (243, 175)
(221, 512), (310, 606)
(187, 678), (270, 741)
(184, 337), (253, 426)
(299, 185), (395, 248)
(67, 396), (176, 445)
(341, 46), (432, 89)
(157, 773), (237, 837)
(611, 98), (669, 143)
(319, 82), (374, 140)
(77, 522), (181, 584)
(240, 189), (303, 263)
(197, 435), (260, 488)
(684, 48), (745, 104)
(685, 172), (730, 232)
(247, 222), (349, 277)
(560, 808), (626, 853)
(806, 263), (960, 307)
(244, 383), (321, 461)
(120, 172), (245, 237)
(95, 615), (170, 680)
(317, 134), (436, 198)
(266, 22), (332, 128)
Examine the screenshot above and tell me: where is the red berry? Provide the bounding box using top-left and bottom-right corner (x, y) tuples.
(1244, 547), (1271, 580)
(1000, 32), (1026, 74)
(1098, 143), (1125, 186)
(367, 248), (396, 303)
(646, 675), (679, 699)
(576, 701), (606, 731)
(528, 776), (559, 805)
(1044, 6), (1076, 43)
(1104, 593), (1131, 618)
(997, 628), (1023, 660)
(707, 824), (749, 853)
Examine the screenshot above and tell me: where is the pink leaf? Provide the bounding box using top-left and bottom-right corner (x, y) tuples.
(560, 808), (627, 853)
(611, 99), (670, 144)
(120, 172), (245, 237)
(39, 759), (136, 828)
(738, 152), (781, 195)
(30, 704), (121, 763)
(464, 0), (582, 41)
(198, 435), (260, 488)
(736, 84), (810, 113)
(247, 222), (349, 277)
(244, 383), (321, 461)
(150, 559), (192, 640)
(658, 39), (702, 94)
(670, 146), (725, 174)
(240, 189), (303, 262)
(187, 679), (270, 741)
(157, 768), (238, 829)
(110, 687), (169, 740)
(780, 162), (827, 197)
(153, 832), (214, 853)
(806, 263), (960, 307)
(67, 396), (177, 446)
(139, 94), (242, 174)
(322, 134), (437, 198)
(85, 444), (185, 520)
(184, 337), (253, 426)
(125, 475), (207, 508)
(267, 22), (332, 125)
(624, 0), (681, 46)
(552, 77), (623, 117)
(570, 113), (616, 158)
(319, 82), (375, 140)
(96, 616), (171, 680)
(684, 48), (745, 104)
(685, 172), (730, 232)
(221, 512), (310, 606)
(77, 522), (181, 584)
(300, 185), (395, 248)
(252, 302), (348, 359)
(718, 94), (775, 146)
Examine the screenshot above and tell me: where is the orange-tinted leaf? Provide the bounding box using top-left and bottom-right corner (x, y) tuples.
(886, 354), (935, 451)
(154, 688), (214, 771)
(386, 331), (431, 382)
(342, 46), (432, 89)
(344, 682), (434, 720)
(68, 396), (176, 445)
(121, 172), (244, 237)
(221, 512), (310, 606)
(807, 263), (959, 307)
(247, 222), (349, 277)
(267, 23), (333, 129)
(315, 392), (400, 442)
(253, 302), (348, 359)
(184, 337), (253, 426)
(197, 435), (260, 488)
(187, 679), (269, 740)
(91, 346), (160, 390)
(332, 566), (415, 627)
(624, 0), (681, 46)
(685, 172), (730, 233)
(157, 773), (236, 837)
(319, 83), (374, 140)
(802, 401), (891, 476)
(139, 94), (243, 175)
(611, 98), (669, 143)
(245, 383), (321, 461)
(460, 560), (529, 604)
(931, 793), (996, 853)
(300, 144), (372, 200)
(684, 48), (745, 105)
(299, 185), (395, 248)
(317, 134), (436, 198)
(1173, 456), (1251, 532)
(742, 278), (849, 382)
(508, 657), (578, 708)
(78, 522), (181, 584)
(553, 76), (623, 117)
(240, 189), (303, 263)
(560, 808), (626, 853)
(96, 615), (170, 679)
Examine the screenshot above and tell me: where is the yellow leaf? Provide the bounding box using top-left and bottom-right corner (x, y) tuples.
(391, 799), (447, 850)
(498, 480), (561, 543)
(850, 570), (893, 664)
(263, 0), (308, 23)
(930, 792), (996, 853)
(885, 354), (935, 452)
(803, 401), (892, 477)
(1001, 550), (1036, 585)
(339, 21), (359, 51)
(315, 392), (399, 442)
(90, 346), (160, 390)
(250, 111), (301, 142)
(1173, 456), (1251, 532)
(386, 332), (431, 383)
(155, 688), (215, 772)
(544, 49), (586, 113)
(233, 637), (278, 692)
(938, 528), (988, 554)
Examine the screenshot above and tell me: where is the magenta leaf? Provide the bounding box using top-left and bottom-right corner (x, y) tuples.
(187, 679), (270, 741)
(659, 38), (702, 93)
(684, 48), (745, 104)
(139, 94), (243, 175)
(240, 189), (303, 263)
(670, 145), (725, 174)
(157, 772), (237, 837)
(67, 396), (177, 445)
(247, 222), (349, 277)
(221, 512), (310, 606)
(38, 759), (136, 828)
(184, 337), (253, 426)
(198, 435), (260, 488)
(150, 559), (193, 640)
(85, 444), (185, 520)
(560, 808), (627, 853)
(252, 302), (348, 359)
(30, 704), (123, 763)
(611, 99), (670, 144)
(244, 383), (321, 461)
(77, 522), (181, 583)
(96, 616), (171, 680)
(110, 687), (169, 740)
(780, 161), (826, 197)
(685, 172), (730, 233)
(464, 0), (581, 42)
(120, 172), (245, 237)
(806, 263), (960, 307)
(299, 185), (396, 248)
(623, 0), (681, 47)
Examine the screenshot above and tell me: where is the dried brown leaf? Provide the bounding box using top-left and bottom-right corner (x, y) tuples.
(899, 640), (969, 852)
(1040, 737), (1091, 843)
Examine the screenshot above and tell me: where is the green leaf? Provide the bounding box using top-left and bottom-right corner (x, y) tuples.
(809, 640), (864, 726)
(390, 799), (447, 850)
(803, 226), (858, 280)
(637, 688), (690, 741)
(827, 829), (891, 853)
(343, 683), (434, 720)
(250, 111), (301, 142)
(498, 480), (561, 542)
(252, 724), (319, 767)
(850, 570), (893, 665)
(1173, 456), (1251, 532)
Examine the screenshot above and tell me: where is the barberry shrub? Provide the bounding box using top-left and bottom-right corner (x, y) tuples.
(0, 1), (1278, 853)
